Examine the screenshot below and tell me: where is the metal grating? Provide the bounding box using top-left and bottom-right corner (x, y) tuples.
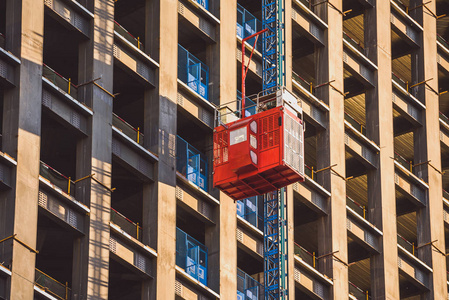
(113, 44), (120, 59)
(236, 228), (243, 242)
(0, 60), (7, 79)
(111, 139), (120, 156)
(38, 191), (48, 208)
(109, 237), (117, 253)
(283, 111), (304, 176)
(313, 282), (325, 298)
(136, 63), (150, 81)
(42, 90), (53, 108)
(177, 93), (184, 106)
(397, 257), (402, 268)
(70, 111), (81, 129)
(138, 158), (151, 176)
(294, 268), (300, 282)
(175, 186), (183, 200)
(346, 219), (352, 230)
(415, 269), (425, 284)
(67, 210), (78, 229)
(175, 280), (183, 296)
(134, 252), (148, 274)
(364, 231), (375, 247)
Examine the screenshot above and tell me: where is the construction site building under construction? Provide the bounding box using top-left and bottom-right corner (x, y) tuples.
(1, 0), (449, 299)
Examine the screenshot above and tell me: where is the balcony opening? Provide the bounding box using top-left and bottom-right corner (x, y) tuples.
(36, 213), (75, 300)
(237, 196), (263, 231)
(295, 287), (316, 300)
(237, 68), (262, 99)
(176, 134), (210, 193)
(397, 212), (417, 258)
(114, 0), (146, 53)
(237, 245), (263, 276)
(292, 38), (316, 96)
(40, 114), (79, 198)
(112, 66), (146, 146)
(178, 44), (210, 101)
(437, 1), (449, 42)
(108, 257), (146, 300)
(294, 212), (319, 270)
(303, 125), (317, 181)
(43, 14), (81, 100)
(237, 268), (263, 300)
(347, 174), (369, 221)
(237, 2), (262, 53)
(111, 161), (144, 242)
(348, 257), (371, 300)
(0, 89), (3, 151)
(0, 0), (5, 49)
(343, 0), (366, 54)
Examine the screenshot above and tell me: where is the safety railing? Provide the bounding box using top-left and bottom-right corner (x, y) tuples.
(43, 64), (78, 99)
(297, 0), (311, 8)
(237, 268), (264, 300)
(347, 196), (366, 219)
(237, 196), (263, 231)
(113, 20), (143, 51)
(194, 0), (209, 11)
(176, 227), (208, 285)
(393, 152), (413, 173)
(392, 72), (409, 92)
(304, 164), (318, 183)
(343, 31), (364, 54)
(237, 4), (263, 52)
(40, 161), (76, 197)
(437, 34), (449, 50)
(294, 243), (316, 269)
(344, 112), (367, 136)
(176, 136), (208, 192)
(391, 0), (408, 13)
(178, 44), (209, 100)
(112, 113), (144, 146)
(440, 111), (449, 125)
(35, 269), (71, 300)
(0, 33), (4, 49)
(349, 281), (370, 300)
(292, 71), (314, 95)
(237, 90), (257, 117)
(397, 234), (416, 256)
(110, 208), (142, 241)
(444, 189), (449, 201)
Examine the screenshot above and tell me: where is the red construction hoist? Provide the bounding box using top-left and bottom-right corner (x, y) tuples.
(213, 1), (305, 297)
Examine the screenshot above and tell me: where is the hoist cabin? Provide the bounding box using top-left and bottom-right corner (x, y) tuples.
(213, 88), (305, 200)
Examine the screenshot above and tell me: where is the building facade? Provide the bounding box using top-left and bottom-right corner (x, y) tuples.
(0, 0), (448, 299)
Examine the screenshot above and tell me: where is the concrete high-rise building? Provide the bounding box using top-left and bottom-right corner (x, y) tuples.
(0, 0), (448, 299)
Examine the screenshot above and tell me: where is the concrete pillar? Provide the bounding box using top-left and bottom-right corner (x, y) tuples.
(410, 2), (447, 298)
(2, 0), (44, 299)
(147, 0), (178, 299)
(4, 0), (44, 299)
(74, 0), (115, 299)
(218, 0), (238, 298)
(364, 1), (400, 299)
(314, 0), (348, 298)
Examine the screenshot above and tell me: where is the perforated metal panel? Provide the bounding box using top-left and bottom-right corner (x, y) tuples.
(415, 269), (425, 284)
(313, 282), (325, 298)
(175, 280), (183, 296)
(344, 133), (349, 145)
(311, 193), (325, 211)
(113, 44), (120, 59)
(175, 186), (183, 200)
(38, 191), (48, 208)
(70, 111), (81, 129)
(134, 252), (148, 274)
(136, 63), (150, 81)
(397, 257), (402, 268)
(67, 210), (78, 229)
(177, 93), (184, 106)
(42, 90), (53, 108)
(294, 268), (300, 282)
(111, 139), (120, 156)
(283, 111), (304, 176)
(236, 228), (243, 242)
(346, 219), (352, 230)
(364, 231), (375, 247)
(109, 237), (117, 253)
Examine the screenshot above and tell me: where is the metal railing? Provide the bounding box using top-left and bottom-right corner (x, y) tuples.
(194, 0), (209, 11)
(292, 71), (313, 94)
(347, 196), (366, 219)
(0, 33), (4, 49)
(237, 196), (263, 231)
(237, 4), (263, 52)
(349, 281), (370, 300)
(443, 189), (449, 201)
(113, 20), (143, 51)
(110, 208), (142, 241)
(176, 227), (208, 286)
(40, 161), (76, 196)
(393, 152), (413, 172)
(343, 31), (364, 54)
(345, 112), (367, 136)
(392, 72), (409, 92)
(112, 113), (144, 146)
(43, 64), (78, 99)
(294, 243), (316, 269)
(35, 269), (71, 300)
(237, 268), (264, 300)
(392, 0), (408, 13)
(237, 90), (257, 117)
(397, 234), (415, 256)
(440, 111), (449, 125)
(178, 44), (209, 100)
(438, 34), (449, 50)
(176, 136), (208, 192)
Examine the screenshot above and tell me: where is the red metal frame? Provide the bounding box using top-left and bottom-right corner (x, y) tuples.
(241, 28), (268, 115)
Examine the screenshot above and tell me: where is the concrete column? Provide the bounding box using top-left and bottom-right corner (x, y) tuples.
(2, 0), (44, 299)
(410, 2), (447, 298)
(314, 1), (348, 298)
(364, 1), (400, 299)
(218, 0), (238, 298)
(74, 0), (115, 299)
(147, 0), (178, 299)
